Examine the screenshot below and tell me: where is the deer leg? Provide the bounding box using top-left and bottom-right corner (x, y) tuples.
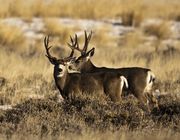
(104, 80), (122, 103)
(113, 85), (122, 103)
(132, 88), (151, 112)
(145, 92), (159, 110)
(139, 95), (151, 113)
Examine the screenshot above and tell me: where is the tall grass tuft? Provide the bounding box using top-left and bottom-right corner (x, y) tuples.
(44, 18), (77, 45)
(0, 23), (25, 51)
(143, 22), (171, 40)
(0, 0), (179, 20)
(121, 10), (144, 27)
(143, 22), (171, 52)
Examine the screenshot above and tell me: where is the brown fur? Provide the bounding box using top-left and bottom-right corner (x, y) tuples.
(74, 58), (153, 105)
(44, 36), (126, 102)
(54, 64), (124, 102)
(68, 31), (157, 110)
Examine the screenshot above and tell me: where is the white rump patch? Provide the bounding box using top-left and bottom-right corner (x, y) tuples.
(120, 76), (128, 89)
(144, 71), (155, 93)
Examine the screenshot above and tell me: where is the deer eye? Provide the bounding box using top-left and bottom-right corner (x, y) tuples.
(58, 64), (65, 72)
(68, 65), (73, 70)
(58, 68), (62, 72)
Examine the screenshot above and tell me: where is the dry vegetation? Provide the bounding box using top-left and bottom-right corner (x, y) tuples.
(91, 26), (117, 47)
(0, 92), (180, 139)
(0, 33), (180, 139)
(0, 0), (180, 139)
(0, 0), (180, 20)
(142, 22), (172, 51)
(0, 23), (25, 51)
(43, 18), (79, 45)
(143, 22), (171, 40)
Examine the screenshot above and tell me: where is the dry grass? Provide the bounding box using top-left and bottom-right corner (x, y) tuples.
(0, 0), (180, 21)
(150, 55), (180, 82)
(144, 0), (180, 20)
(91, 26), (116, 47)
(142, 21), (172, 51)
(143, 22), (171, 40)
(0, 49), (51, 80)
(121, 10), (144, 27)
(6, 0), (60, 18)
(1, 34), (179, 108)
(0, 0), (11, 18)
(0, 93), (179, 139)
(0, 0), (121, 19)
(117, 0), (145, 27)
(0, 30), (179, 139)
(0, 1), (180, 137)
(119, 31), (144, 48)
(0, 23), (25, 51)
(44, 18), (79, 45)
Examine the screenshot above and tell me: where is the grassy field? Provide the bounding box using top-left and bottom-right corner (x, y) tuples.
(0, 0), (180, 139)
(1, 0), (180, 21)
(0, 93), (179, 139)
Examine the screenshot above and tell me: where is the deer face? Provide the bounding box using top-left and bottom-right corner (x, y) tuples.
(44, 35), (76, 77)
(54, 61), (67, 78)
(67, 31), (94, 72)
(71, 48), (95, 71)
(54, 58), (78, 77)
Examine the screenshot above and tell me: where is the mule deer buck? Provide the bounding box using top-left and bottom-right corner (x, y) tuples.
(44, 36), (128, 102)
(68, 31), (158, 110)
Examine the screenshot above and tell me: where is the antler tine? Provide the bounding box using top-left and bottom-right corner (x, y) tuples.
(82, 31), (92, 54)
(44, 36), (53, 58)
(69, 50), (74, 57)
(75, 34), (80, 51)
(68, 35), (76, 49)
(66, 35), (79, 58)
(68, 34), (83, 53)
(70, 35), (74, 44)
(68, 37), (75, 58)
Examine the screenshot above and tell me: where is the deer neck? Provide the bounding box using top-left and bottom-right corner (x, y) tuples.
(81, 60), (96, 73)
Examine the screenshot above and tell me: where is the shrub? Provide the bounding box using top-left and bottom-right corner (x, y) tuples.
(121, 10), (143, 27)
(143, 22), (171, 40)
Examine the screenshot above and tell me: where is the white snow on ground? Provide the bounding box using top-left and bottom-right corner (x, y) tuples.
(0, 105), (12, 110)
(1, 17), (180, 40)
(171, 21), (180, 40)
(0, 17), (139, 40)
(1, 17), (180, 45)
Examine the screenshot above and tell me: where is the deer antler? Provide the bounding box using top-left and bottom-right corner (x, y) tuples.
(68, 31), (92, 56)
(82, 30), (92, 55)
(44, 36), (58, 61)
(44, 35), (75, 64)
(68, 34), (82, 53)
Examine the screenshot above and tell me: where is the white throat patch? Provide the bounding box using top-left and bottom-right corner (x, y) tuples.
(68, 69), (80, 73)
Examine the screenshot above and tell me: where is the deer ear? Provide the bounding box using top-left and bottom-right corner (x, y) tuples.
(86, 48), (95, 59)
